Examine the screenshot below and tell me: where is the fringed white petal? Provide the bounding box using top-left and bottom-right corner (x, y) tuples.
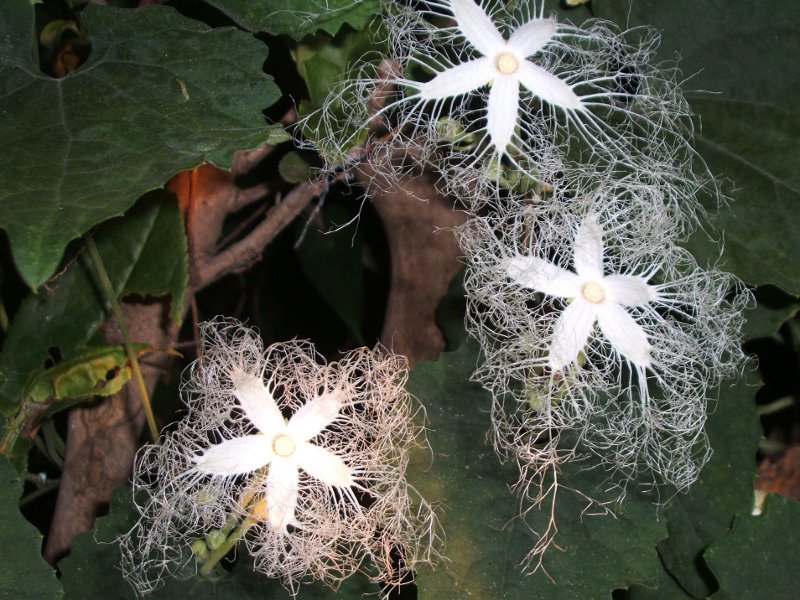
(296, 442), (355, 488)
(486, 74), (520, 153)
(194, 435), (272, 476)
(596, 302), (652, 367)
(548, 299), (596, 370)
(230, 370), (284, 436)
(449, 0), (505, 56)
(505, 255), (581, 298)
(516, 60), (583, 111)
(604, 274), (657, 307)
(266, 458), (300, 530)
(573, 214), (605, 279)
(507, 17), (557, 58)
(418, 58), (493, 101)
(287, 390), (344, 442)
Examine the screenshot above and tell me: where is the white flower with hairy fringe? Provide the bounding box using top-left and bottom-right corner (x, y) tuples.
(330, 1), (698, 179)
(459, 198), (748, 488)
(458, 201), (748, 568)
(119, 319), (438, 595)
(504, 213), (656, 375)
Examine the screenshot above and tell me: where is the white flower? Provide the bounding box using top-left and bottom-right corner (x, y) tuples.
(504, 213), (656, 372)
(460, 194), (748, 494)
(404, 0), (582, 156)
(193, 369), (357, 531)
(119, 320), (438, 594)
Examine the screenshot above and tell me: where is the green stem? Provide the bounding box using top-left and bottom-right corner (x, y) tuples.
(199, 518), (256, 578)
(20, 479), (60, 507)
(0, 402), (36, 455)
(83, 233), (160, 443)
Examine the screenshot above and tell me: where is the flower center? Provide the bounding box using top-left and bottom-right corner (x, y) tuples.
(272, 433), (296, 457)
(495, 52), (519, 75)
(581, 281), (605, 304)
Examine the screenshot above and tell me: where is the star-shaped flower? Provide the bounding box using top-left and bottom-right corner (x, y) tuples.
(404, 0), (583, 156)
(194, 369), (356, 531)
(504, 214), (657, 371)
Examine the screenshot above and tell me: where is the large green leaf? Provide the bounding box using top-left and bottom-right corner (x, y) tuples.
(705, 494), (800, 600)
(743, 287), (799, 341)
(408, 341), (667, 598)
(0, 457), (62, 599)
(639, 369), (762, 598)
(0, 0), (283, 289)
(0, 192), (187, 411)
(204, 0), (381, 39)
(59, 486), (377, 598)
(591, 0), (800, 293)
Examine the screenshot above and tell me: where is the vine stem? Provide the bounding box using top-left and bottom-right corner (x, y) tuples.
(83, 233), (160, 443)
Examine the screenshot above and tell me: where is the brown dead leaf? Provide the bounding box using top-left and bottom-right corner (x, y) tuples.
(358, 164), (468, 366)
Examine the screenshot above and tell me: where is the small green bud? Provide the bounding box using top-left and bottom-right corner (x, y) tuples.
(191, 539), (209, 560)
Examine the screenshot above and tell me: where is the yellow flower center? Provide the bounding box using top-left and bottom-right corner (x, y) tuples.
(581, 281), (605, 304)
(272, 433), (296, 457)
(496, 52), (519, 75)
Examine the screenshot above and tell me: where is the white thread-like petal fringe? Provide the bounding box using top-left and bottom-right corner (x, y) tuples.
(118, 318), (439, 595)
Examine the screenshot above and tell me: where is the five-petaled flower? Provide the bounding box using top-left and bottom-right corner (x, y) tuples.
(402, 0), (583, 156)
(504, 214), (656, 372)
(120, 322), (438, 594)
(194, 368), (357, 531)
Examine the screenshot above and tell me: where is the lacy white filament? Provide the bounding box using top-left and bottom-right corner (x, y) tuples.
(119, 319), (438, 594)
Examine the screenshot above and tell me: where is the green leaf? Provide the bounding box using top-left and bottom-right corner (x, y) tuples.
(59, 486), (377, 598)
(0, 1), (281, 289)
(0, 457), (62, 599)
(295, 25), (381, 108)
(743, 286), (799, 340)
(591, 0), (800, 293)
(205, 0), (381, 39)
(122, 195), (189, 324)
(705, 494), (800, 600)
(687, 98), (800, 292)
(408, 340), (667, 598)
(0, 193), (187, 411)
(619, 368), (762, 599)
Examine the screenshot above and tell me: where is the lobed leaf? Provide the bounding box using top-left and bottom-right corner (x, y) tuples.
(742, 286), (799, 341)
(705, 494), (800, 599)
(0, 0), (281, 288)
(0, 457), (62, 599)
(592, 0), (800, 294)
(654, 370), (761, 597)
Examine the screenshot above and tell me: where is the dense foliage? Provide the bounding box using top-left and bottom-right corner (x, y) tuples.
(1, 0), (798, 598)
